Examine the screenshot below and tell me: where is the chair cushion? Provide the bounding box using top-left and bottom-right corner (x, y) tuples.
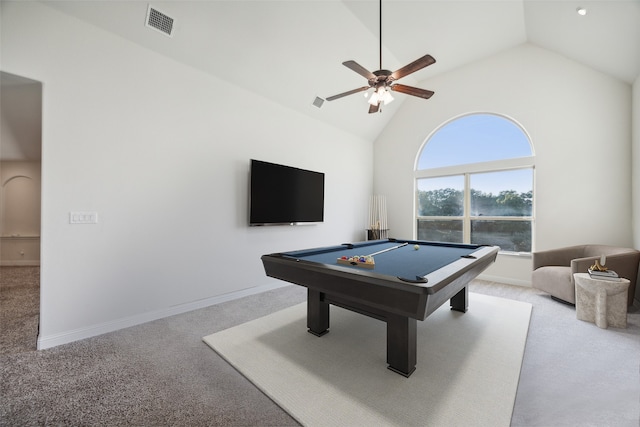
(532, 266), (575, 304)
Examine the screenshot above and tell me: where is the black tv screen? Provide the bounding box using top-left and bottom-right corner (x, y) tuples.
(250, 159), (325, 225)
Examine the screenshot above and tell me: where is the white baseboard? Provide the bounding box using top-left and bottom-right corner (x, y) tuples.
(37, 281), (290, 350)
(1, 260), (40, 266)
(36, 275), (533, 350)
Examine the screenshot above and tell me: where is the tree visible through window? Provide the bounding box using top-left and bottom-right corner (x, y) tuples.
(415, 113), (534, 252)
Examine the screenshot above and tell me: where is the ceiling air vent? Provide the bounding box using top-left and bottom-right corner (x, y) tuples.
(145, 5), (174, 37)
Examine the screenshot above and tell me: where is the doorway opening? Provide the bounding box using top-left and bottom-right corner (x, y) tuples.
(0, 71), (42, 354)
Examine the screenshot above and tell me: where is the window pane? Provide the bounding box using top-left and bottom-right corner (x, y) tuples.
(417, 219), (463, 243)
(417, 114), (532, 170)
(417, 176), (464, 216)
(470, 169), (532, 217)
(471, 220), (531, 252)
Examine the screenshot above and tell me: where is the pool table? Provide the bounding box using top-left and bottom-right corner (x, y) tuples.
(261, 238), (499, 377)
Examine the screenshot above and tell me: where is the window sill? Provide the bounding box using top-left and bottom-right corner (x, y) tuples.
(498, 251), (531, 258)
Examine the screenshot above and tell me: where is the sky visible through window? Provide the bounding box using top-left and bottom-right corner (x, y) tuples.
(471, 169), (532, 194)
(417, 114), (532, 194)
(418, 114), (531, 168)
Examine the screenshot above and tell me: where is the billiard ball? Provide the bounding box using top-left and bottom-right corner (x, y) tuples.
(414, 245), (420, 250)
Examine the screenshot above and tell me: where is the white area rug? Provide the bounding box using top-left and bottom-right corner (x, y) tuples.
(203, 293), (532, 427)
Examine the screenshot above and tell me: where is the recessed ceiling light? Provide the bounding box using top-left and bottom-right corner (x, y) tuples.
(576, 7), (587, 16)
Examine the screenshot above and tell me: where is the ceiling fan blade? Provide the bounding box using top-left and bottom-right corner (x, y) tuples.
(390, 84), (435, 99)
(326, 86), (370, 101)
(343, 60), (376, 80)
(390, 54), (436, 81)
(368, 103), (380, 114)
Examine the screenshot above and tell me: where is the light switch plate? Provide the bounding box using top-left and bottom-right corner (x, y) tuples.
(69, 211), (98, 224)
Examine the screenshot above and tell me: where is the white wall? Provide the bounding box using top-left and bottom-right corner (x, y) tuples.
(0, 163), (41, 238)
(0, 161), (42, 265)
(374, 44), (633, 285)
(1, 2), (372, 348)
(0, 75), (42, 160)
(633, 75), (640, 250)
(633, 75), (640, 301)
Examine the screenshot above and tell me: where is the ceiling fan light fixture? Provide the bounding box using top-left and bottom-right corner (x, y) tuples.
(368, 87), (394, 106)
(381, 88), (394, 104)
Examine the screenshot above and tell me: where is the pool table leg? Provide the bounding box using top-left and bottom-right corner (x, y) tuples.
(307, 289), (330, 337)
(386, 315), (417, 377)
(450, 286), (468, 313)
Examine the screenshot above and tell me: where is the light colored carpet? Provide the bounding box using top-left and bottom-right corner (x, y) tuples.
(204, 292), (532, 427)
(0, 266), (39, 354)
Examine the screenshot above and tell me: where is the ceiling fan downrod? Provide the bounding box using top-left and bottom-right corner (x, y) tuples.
(378, 0), (382, 71)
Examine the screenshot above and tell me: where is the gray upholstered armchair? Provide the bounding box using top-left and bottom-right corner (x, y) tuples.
(532, 244), (640, 306)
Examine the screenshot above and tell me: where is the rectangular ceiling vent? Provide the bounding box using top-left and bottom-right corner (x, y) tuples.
(145, 4), (174, 37)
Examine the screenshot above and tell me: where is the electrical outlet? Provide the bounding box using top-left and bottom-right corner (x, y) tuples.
(69, 211), (98, 224)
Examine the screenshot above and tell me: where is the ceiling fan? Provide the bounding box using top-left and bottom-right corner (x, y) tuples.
(326, 0), (436, 114)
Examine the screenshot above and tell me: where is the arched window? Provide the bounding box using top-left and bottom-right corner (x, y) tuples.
(415, 113), (534, 253)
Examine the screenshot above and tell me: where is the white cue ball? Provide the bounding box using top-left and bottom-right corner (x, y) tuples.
(414, 245), (420, 250)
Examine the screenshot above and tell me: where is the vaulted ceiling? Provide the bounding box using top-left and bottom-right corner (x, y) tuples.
(17, 1), (640, 142)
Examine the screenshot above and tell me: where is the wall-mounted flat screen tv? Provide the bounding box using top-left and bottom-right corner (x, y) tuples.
(249, 159), (325, 226)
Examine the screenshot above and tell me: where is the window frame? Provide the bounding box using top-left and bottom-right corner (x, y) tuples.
(414, 113), (535, 254)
